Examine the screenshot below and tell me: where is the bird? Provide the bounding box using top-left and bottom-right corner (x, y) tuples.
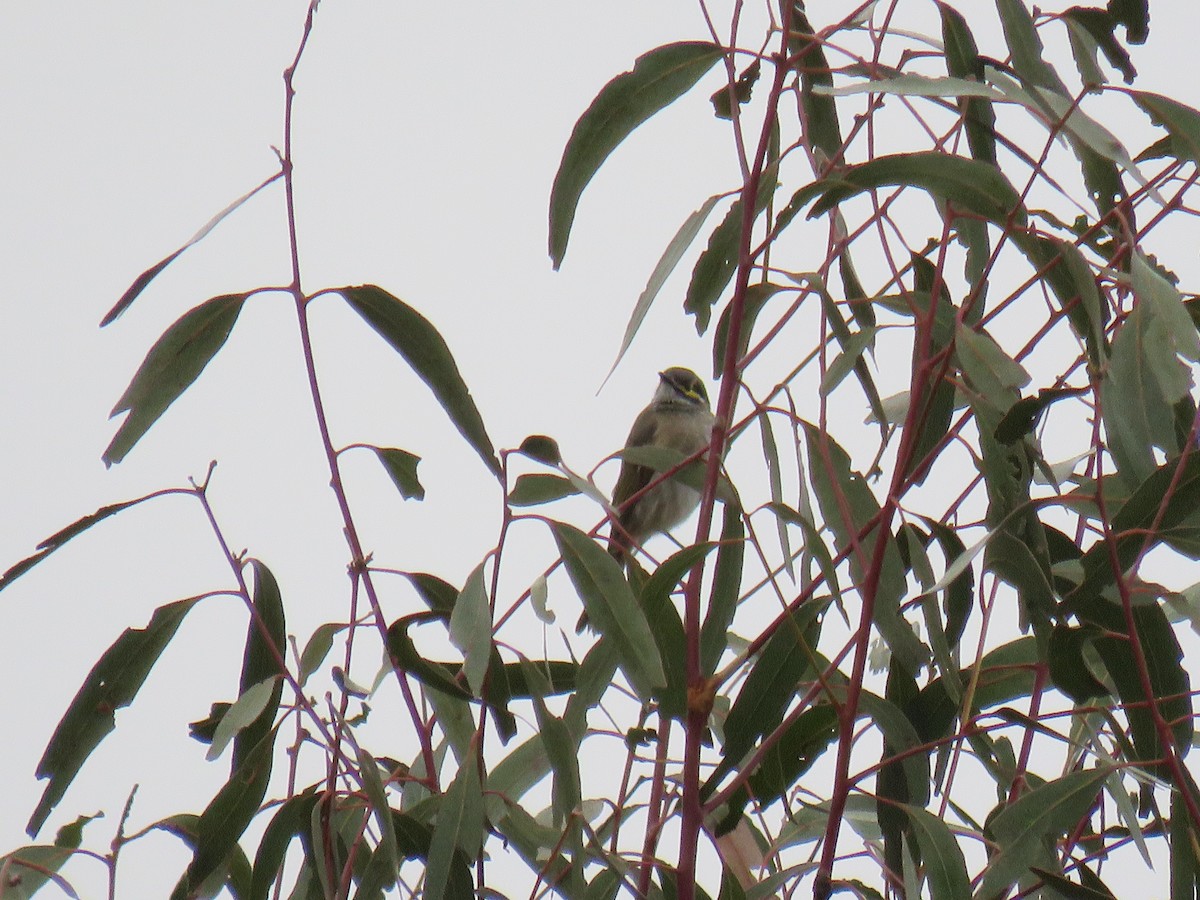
(607, 367), (717, 562)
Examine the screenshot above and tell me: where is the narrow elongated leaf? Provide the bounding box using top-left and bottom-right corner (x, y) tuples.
(298, 622), (344, 685)
(518, 659), (582, 829)
(685, 153), (779, 334)
(248, 787), (321, 900)
(341, 285), (500, 477)
(701, 504), (745, 677)
(448, 563), (492, 696)
(784, 2), (843, 161)
(552, 522), (666, 696)
(939, 2), (997, 165)
(608, 193), (723, 377)
(204, 676), (280, 761)
(804, 423), (929, 672)
(0, 496), (153, 592)
(904, 805), (971, 900)
(27, 597), (203, 835)
(101, 172), (279, 325)
(708, 603), (825, 795)
(807, 152), (1024, 226)
(426, 758), (485, 899)
(175, 562), (285, 896)
(549, 41), (723, 267)
(975, 768), (1109, 899)
(103, 293), (248, 466)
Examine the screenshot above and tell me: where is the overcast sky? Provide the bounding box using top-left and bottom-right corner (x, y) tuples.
(4, 1), (1200, 897)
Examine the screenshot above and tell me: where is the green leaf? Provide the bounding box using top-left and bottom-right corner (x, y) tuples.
(1047, 624), (1110, 703)
(175, 561), (285, 897)
(341, 284), (500, 477)
(448, 563), (492, 697)
(507, 473), (580, 507)
(103, 293), (248, 466)
(807, 152), (1024, 227)
(701, 504), (745, 677)
(357, 748), (400, 888)
(685, 161), (779, 334)
(518, 433), (562, 465)
(0, 844), (77, 899)
(27, 597), (203, 835)
(804, 423), (929, 672)
(785, 2), (843, 161)
(711, 282), (782, 378)
(386, 612), (472, 701)
(975, 768), (1109, 899)
(298, 622), (344, 685)
(904, 805), (971, 900)
(640, 543), (710, 720)
(100, 174), (278, 326)
(745, 704), (838, 809)
(426, 759), (485, 899)
(248, 787), (321, 900)
(938, 2), (997, 165)
(373, 447), (425, 500)
(518, 659), (583, 830)
(552, 522), (666, 697)
(1136, 92), (1200, 166)
(609, 193), (723, 377)
(708, 604), (825, 795)
(205, 676), (281, 761)
(548, 41), (723, 268)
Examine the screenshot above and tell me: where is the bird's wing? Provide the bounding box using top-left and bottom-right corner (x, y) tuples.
(612, 407), (659, 511)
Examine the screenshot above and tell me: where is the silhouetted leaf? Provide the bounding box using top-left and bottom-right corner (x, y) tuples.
(341, 284), (500, 477)
(549, 41), (723, 267)
(374, 447), (425, 500)
(27, 597), (203, 836)
(426, 758), (485, 898)
(103, 293), (248, 466)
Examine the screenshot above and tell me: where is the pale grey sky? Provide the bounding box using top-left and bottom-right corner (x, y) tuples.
(4, 1), (1200, 897)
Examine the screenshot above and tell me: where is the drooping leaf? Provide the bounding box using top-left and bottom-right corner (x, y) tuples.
(700, 504), (745, 677)
(784, 1), (844, 162)
(248, 786), (321, 900)
(804, 423), (929, 672)
(100, 173), (279, 326)
(448, 563), (492, 697)
(373, 447), (425, 500)
(707, 603), (825, 796)
(904, 804), (972, 900)
(939, 2), (998, 165)
(609, 194), (724, 378)
(27, 597), (204, 835)
(426, 756), (485, 899)
(549, 41), (724, 267)
(103, 293), (248, 466)
(341, 284), (500, 478)
(518, 659), (583, 831)
(685, 161), (779, 334)
(175, 561), (285, 897)
(552, 522), (667, 696)
(0, 496), (154, 592)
